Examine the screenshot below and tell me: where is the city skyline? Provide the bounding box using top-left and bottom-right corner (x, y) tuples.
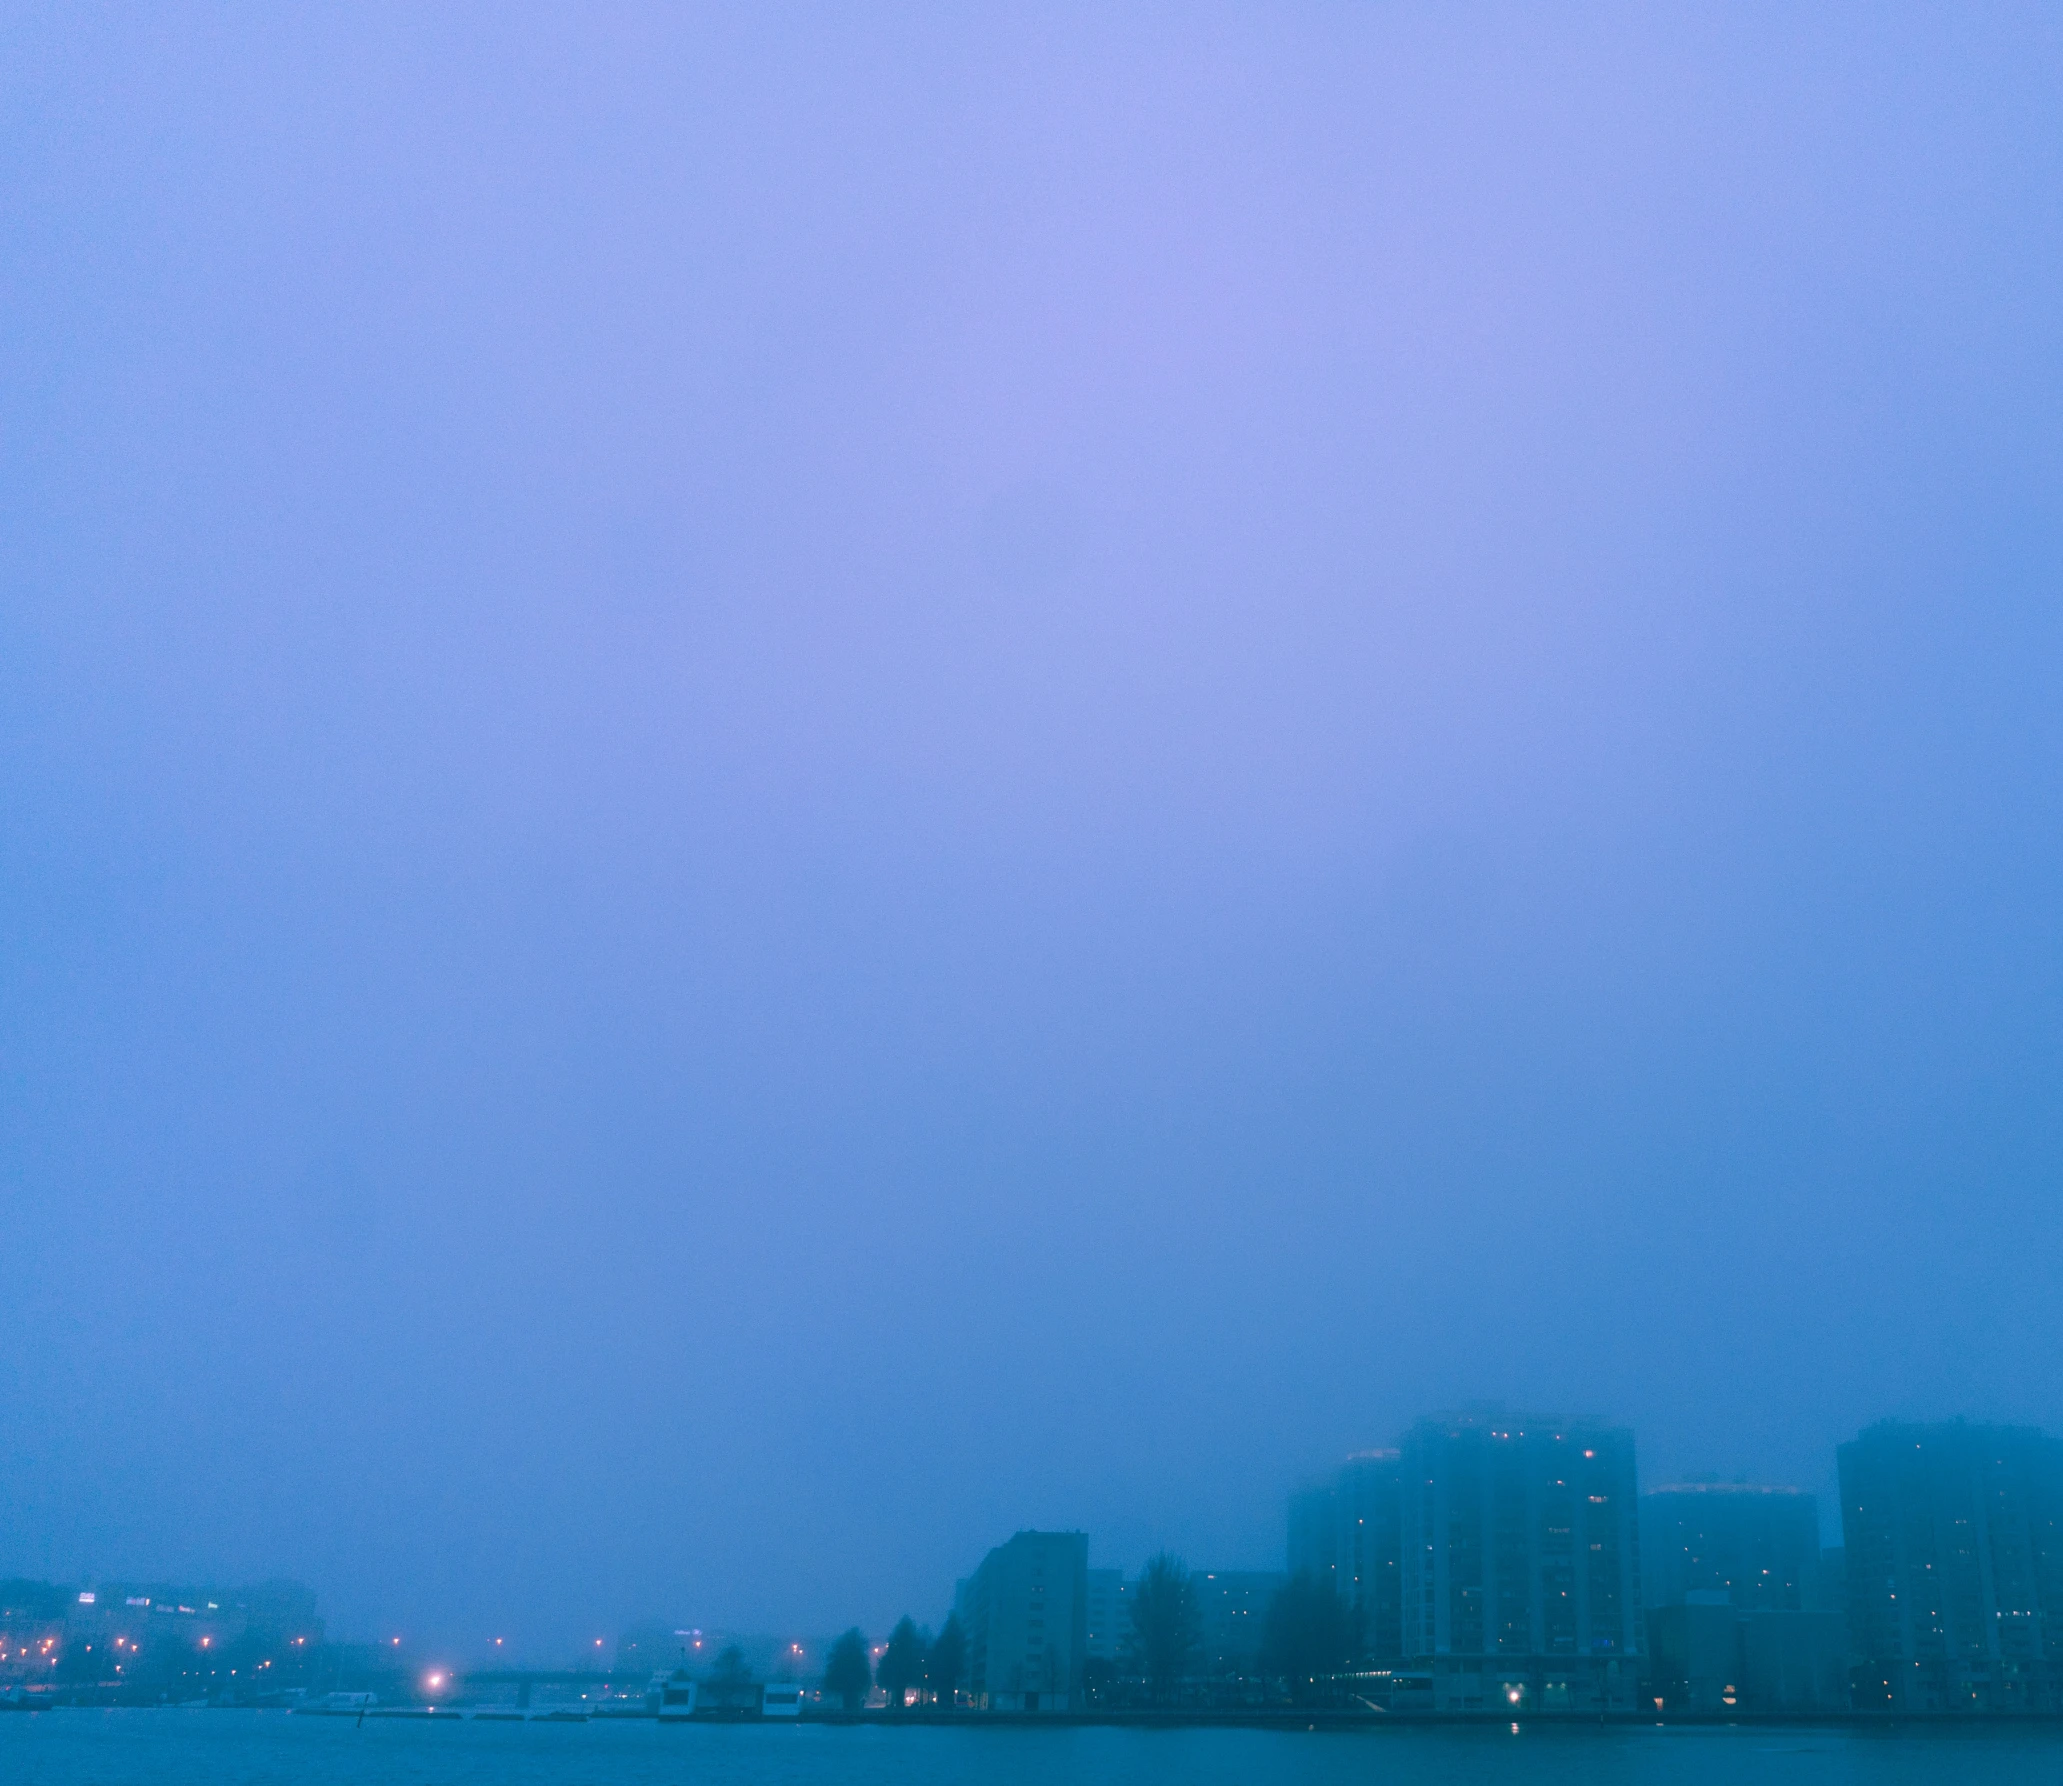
(4, 1403), (2022, 1653)
(11, 1406), (2063, 1714)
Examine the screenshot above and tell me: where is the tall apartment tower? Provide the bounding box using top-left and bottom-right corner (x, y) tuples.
(1287, 1479), (1341, 1591)
(1399, 1410), (1644, 1710)
(1083, 1568), (1129, 1663)
(953, 1531), (1090, 1711)
(1840, 1420), (2063, 1711)
(1642, 1482), (1821, 1611)
(1192, 1571), (1286, 1678)
(1286, 1450), (1405, 1660)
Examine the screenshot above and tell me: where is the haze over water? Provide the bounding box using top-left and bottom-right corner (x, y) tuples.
(3, 2), (2061, 1654)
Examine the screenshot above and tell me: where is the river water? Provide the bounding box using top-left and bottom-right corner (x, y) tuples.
(6, 1709), (2059, 1784)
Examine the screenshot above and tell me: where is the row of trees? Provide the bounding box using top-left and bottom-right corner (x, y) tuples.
(1114, 1553), (1358, 1705)
(817, 1556), (1361, 1710)
(1122, 1559), (1361, 1699)
(818, 1613), (968, 1710)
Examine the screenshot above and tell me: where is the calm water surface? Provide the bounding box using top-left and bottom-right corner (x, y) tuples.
(6, 1710), (2060, 1786)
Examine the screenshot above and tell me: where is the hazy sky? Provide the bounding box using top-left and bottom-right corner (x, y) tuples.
(3, 4), (2060, 1655)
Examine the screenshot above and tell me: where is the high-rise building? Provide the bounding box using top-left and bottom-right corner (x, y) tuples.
(1083, 1569), (1128, 1664)
(1337, 1451), (1405, 1660)
(953, 1531), (1089, 1712)
(1285, 1449), (1404, 1661)
(1191, 1571), (1284, 1679)
(1398, 1410), (1644, 1711)
(1642, 1482), (1821, 1611)
(1840, 1420), (2063, 1711)
(1287, 1480), (1340, 1593)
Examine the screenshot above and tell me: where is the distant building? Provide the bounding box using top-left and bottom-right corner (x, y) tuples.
(1287, 1480), (1341, 1594)
(1647, 1592), (1848, 1712)
(1645, 1594), (1741, 1712)
(954, 1531), (1089, 1712)
(1286, 1449), (1404, 1661)
(1810, 1547), (1847, 1614)
(1739, 1609), (1851, 1711)
(1840, 1419), (2063, 1711)
(1399, 1410), (1644, 1711)
(1639, 1480), (1845, 1711)
(0, 1581), (68, 1686)
(60, 1580), (318, 1658)
(614, 1622), (690, 1675)
(1338, 1451), (1404, 1660)
(1192, 1571), (1284, 1679)
(1084, 1569), (1128, 1664)
(1642, 1482), (1821, 1612)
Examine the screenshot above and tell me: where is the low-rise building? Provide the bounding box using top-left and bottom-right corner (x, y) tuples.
(1647, 1593), (1849, 1712)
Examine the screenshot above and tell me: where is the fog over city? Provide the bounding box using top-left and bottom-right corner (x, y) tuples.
(3, 5), (2059, 1657)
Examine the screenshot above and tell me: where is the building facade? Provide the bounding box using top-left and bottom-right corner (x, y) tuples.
(1840, 1420), (2063, 1711)
(954, 1531), (1089, 1712)
(1287, 1480), (1340, 1594)
(1192, 1571), (1284, 1680)
(1399, 1410), (1644, 1710)
(1640, 1480), (1845, 1711)
(1642, 1482), (1821, 1612)
(1647, 1593), (1849, 1712)
(1286, 1449), (1405, 1662)
(1084, 1569), (1128, 1664)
